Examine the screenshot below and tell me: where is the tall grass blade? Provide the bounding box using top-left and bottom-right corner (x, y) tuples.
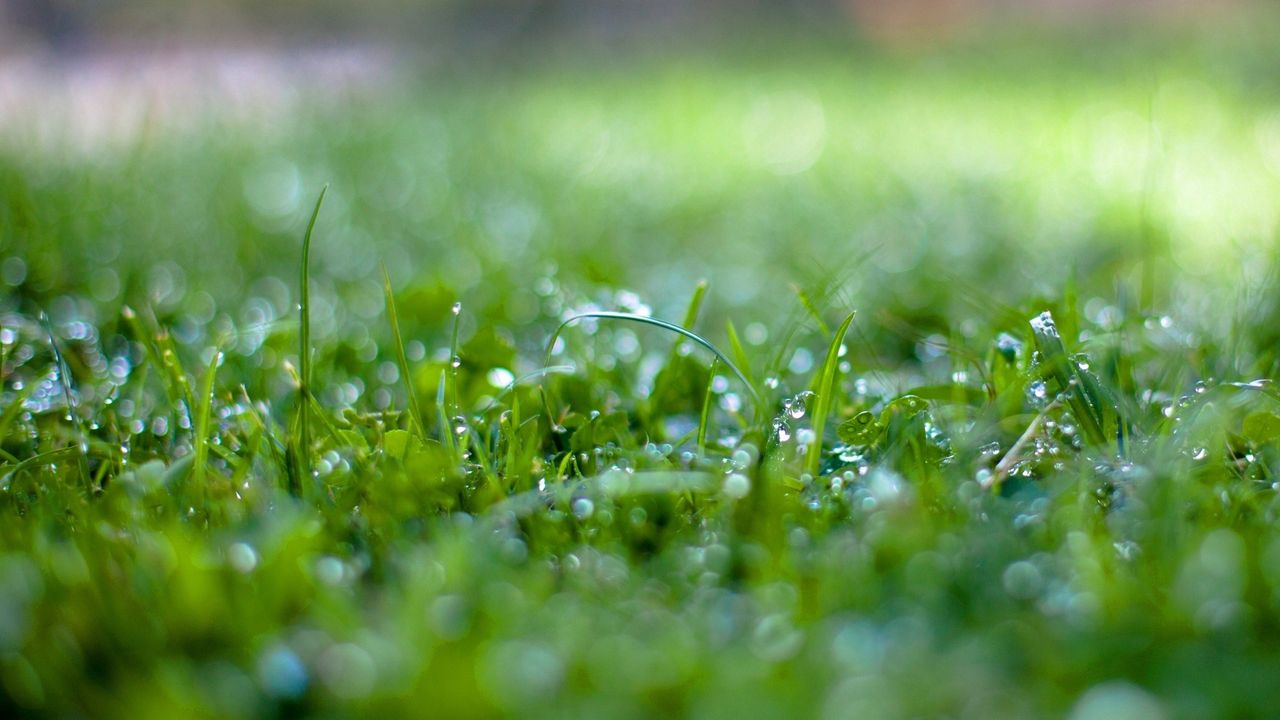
(697, 358), (717, 455)
(675, 280), (709, 351)
(382, 264), (427, 441)
(191, 348), (222, 500)
(437, 369), (458, 461)
(724, 319), (756, 388)
(446, 301), (463, 423)
(792, 284), (832, 336)
(1029, 311), (1107, 447)
(41, 311), (91, 486)
(504, 393), (522, 490)
(297, 184), (328, 493)
(806, 311), (856, 477)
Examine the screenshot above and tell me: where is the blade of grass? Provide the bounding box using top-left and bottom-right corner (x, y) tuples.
(986, 395), (1066, 490)
(1, 446), (78, 489)
(792, 284), (832, 336)
(0, 383), (34, 443)
(41, 311), (91, 487)
(648, 281), (712, 431)
(1029, 311), (1107, 447)
(697, 358), (718, 456)
(504, 393), (522, 491)
(670, 280), (709, 360)
(124, 305), (196, 418)
(447, 300), (462, 421)
(724, 319), (756, 388)
(191, 348), (222, 502)
(437, 368), (459, 462)
(477, 365), (575, 417)
(806, 311), (856, 478)
(382, 264), (426, 441)
(297, 184), (328, 493)
(546, 311), (760, 408)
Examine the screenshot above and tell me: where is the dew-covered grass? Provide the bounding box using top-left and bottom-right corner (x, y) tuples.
(5, 19), (1280, 719)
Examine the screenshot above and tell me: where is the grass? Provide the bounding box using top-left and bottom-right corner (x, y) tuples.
(4, 19), (1280, 719)
(296, 184), (328, 498)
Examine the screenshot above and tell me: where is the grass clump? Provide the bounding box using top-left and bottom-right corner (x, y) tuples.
(4, 22), (1280, 719)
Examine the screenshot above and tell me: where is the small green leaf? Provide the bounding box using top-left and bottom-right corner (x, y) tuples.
(385, 429), (412, 461)
(1242, 412), (1280, 444)
(883, 394), (928, 417)
(838, 411), (882, 445)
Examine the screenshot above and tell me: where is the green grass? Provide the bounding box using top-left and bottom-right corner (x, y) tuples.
(4, 19), (1280, 719)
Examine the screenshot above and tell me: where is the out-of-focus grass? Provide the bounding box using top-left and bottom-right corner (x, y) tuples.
(3, 19), (1280, 719)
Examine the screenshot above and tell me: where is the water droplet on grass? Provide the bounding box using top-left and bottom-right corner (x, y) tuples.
(723, 473), (750, 499)
(773, 419), (792, 443)
(228, 542), (258, 573)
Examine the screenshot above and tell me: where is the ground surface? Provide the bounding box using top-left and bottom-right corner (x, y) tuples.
(4, 20), (1280, 719)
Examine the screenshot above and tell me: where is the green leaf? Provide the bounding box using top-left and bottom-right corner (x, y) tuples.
(882, 394), (928, 418)
(837, 411), (882, 445)
(1242, 412), (1280, 444)
(384, 429), (412, 461)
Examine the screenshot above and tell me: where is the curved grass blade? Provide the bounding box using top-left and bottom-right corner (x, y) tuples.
(297, 184), (328, 493)
(1, 446), (79, 489)
(546, 311), (760, 407)
(477, 365), (575, 417)
(806, 311), (856, 477)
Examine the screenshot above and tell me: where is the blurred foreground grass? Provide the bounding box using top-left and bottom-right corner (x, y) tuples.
(4, 20), (1280, 718)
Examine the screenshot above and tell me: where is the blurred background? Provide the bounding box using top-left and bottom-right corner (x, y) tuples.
(2, 0), (1279, 382)
(0, 0), (1250, 50)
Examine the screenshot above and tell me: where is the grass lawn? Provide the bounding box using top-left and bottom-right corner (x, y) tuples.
(4, 18), (1280, 718)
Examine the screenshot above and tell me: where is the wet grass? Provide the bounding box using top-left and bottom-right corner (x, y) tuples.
(4, 22), (1280, 719)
